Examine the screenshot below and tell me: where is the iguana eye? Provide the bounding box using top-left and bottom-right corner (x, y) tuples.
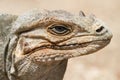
(48, 25), (71, 35)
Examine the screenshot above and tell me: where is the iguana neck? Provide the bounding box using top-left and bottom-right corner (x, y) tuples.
(0, 14), (17, 80)
(9, 59), (68, 80)
(37, 60), (68, 80)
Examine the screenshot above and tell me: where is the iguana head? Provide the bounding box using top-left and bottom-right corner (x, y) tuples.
(5, 10), (112, 79)
(11, 10), (112, 63)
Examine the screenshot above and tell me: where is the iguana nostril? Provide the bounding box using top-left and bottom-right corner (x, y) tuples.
(96, 26), (104, 32)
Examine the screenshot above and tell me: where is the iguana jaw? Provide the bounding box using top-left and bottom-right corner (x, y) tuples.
(14, 37), (110, 63)
(26, 39), (110, 53)
(48, 40), (110, 50)
(27, 40), (110, 62)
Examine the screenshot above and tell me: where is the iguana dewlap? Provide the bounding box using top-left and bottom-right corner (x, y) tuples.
(0, 10), (112, 80)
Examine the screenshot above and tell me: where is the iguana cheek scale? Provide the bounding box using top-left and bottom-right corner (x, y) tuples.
(0, 9), (112, 80)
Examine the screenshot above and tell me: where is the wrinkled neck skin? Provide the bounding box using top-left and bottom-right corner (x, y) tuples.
(7, 58), (68, 80)
(4, 36), (68, 80)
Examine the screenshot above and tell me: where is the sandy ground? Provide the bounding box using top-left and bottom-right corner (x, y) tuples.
(0, 0), (119, 80)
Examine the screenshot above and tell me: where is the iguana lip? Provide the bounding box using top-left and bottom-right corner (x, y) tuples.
(51, 42), (91, 50)
(23, 39), (110, 62)
(50, 39), (110, 50)
(25, 39), (110, 55)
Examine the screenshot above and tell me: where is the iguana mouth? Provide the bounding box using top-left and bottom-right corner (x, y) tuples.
(26, 41), (90, 55)
(26, 39), (110, 55)
(48, 40), (110, 50)
(23, 39), (110, 62)
(51, 42), (90, 50)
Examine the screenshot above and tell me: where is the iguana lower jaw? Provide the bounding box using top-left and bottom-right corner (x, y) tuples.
(10, 37), (110, 80)
(14, 35), (111, 63)
(30, 40), (110, 62)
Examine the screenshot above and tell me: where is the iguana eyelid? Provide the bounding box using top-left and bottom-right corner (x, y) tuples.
(47, 23), (72, 36)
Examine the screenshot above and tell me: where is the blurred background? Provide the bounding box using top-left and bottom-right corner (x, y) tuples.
(0, 0), (119, 80)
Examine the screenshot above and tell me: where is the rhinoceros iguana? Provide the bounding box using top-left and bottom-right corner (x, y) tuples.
(0, 9), (112, 80)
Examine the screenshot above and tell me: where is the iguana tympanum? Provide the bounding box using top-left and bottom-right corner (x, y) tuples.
(0, 10), (112, 80)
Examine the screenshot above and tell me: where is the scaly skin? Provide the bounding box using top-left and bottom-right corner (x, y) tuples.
(0, 10), (112, 80)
